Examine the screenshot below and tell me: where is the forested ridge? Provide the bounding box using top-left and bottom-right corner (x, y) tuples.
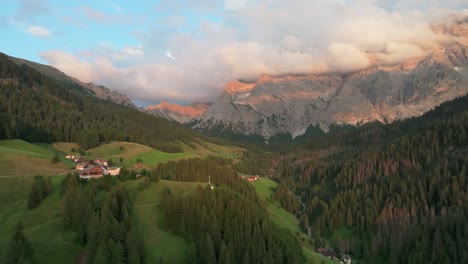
(161, 186), (303, 264)
(260, 95), (468, 263)
(0, 53), (205, 152)
(153, 156), (304, 263)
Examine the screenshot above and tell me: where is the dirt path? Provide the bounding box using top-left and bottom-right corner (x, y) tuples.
(134, 203), (158, 207)
(24, 217), (61, 232)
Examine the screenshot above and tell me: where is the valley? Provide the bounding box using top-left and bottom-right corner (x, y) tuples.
(1, 4), (468, 263)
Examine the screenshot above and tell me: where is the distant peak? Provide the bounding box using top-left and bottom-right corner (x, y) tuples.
(257, 73), (272, 83)
(146, 101), (210, 118)
(223, 80), (255, 95)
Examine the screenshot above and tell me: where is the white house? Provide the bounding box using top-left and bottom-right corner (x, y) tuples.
(106, 167), (121, 176)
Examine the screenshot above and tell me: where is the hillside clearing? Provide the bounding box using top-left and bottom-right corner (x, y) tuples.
(133, 179), (207, 263)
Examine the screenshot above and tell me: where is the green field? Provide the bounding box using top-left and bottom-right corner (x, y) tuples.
(0, 176), (82, 263)
(51, 142), (80, 154)
(133, 179), (207, 263)
(0, 139), (241, 177)
(85, 140), (243, 168)
(250, 177), (337, 264)
(0, 140), (70, 176)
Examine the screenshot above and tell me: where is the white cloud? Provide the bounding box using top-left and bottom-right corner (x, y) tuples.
(225, 0), (249, 11)
(327, 43), (370, 72)
(40, 50), (97, 82)
(41, 0), (468, 103)
(26, 25), (52, 37)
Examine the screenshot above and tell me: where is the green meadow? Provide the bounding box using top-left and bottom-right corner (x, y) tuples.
(0, 176), (82, 263)
(133, 179), (207, 263)
(0, 140), (70, 176)
(85, 140), (243, 167)
(0, 139), (242, 177)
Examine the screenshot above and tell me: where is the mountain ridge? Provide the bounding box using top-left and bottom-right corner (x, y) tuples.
(193, 37), (468, 139)
(5, 54), (136, 108)
(145, 101), (211, 124)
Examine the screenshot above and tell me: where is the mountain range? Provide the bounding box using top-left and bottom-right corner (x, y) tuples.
(147, 17), (468, 139)
(3, 17), (468, 141)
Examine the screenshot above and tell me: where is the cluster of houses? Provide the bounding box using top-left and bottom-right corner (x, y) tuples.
(317, 248), (351, 264)
(66, 155), (121, 179)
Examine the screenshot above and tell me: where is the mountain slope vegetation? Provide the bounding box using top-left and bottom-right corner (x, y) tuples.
(253, 95), (468, 263)
(0, 53), (209, 152)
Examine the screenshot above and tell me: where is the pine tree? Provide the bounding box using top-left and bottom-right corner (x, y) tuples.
(51, 153), (60, 164)
(87, 212), (100, 262)
(111, 242), (124, 264)
(5, 222), (33, 264)
(127, 246), (140, 264)
(93, 241), (109, 264)
(200, 232), (216, 264)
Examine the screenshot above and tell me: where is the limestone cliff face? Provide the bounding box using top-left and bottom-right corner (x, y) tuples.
(72, 79), (135, 108)
(146, 101), (211, 124)
(195, 42), (468, 139)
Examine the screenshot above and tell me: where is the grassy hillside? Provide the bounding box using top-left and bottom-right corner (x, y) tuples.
(0, 176), (206, 264)
(250, 177), (337, 264)
(51, 142), (80, 154)
(0, 140), (70, 176)
(85, 140), (243, 167)
(133, 180), (207, 263)
(0, 176), (82, 263)
(0, 139), (242, 176)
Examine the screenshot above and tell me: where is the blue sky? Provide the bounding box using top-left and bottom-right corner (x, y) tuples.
(1, 0), (467, 106)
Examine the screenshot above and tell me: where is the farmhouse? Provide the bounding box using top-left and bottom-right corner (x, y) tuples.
(107, 167), (121, 176)
(93, 159), (108, 166)
(79, 165), (104, 179)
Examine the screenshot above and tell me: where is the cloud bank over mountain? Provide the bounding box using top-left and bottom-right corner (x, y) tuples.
(39, 0), (468, 103)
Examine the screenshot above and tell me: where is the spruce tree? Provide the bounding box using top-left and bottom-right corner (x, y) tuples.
(51, 153), (60, 164)
(111, 242), (124, 264)
(5, 222), (33, 264)
(87, 212), (100, 262)
(127, 246), (140, 264)
(93, 241), (108, 264)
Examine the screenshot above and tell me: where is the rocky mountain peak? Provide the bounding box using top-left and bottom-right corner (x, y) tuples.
(257, 73), (273, 84)
(223, 80), (255, 95)
(146, 101), (211, 124)
(195, 39), (468, 139)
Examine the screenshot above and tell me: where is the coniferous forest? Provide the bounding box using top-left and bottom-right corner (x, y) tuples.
(257, 95), (468, 263)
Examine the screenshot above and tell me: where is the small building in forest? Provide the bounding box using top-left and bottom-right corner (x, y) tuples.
(240, 174), (259, 182)
(134, 163), (144, 169)
(317, 247), (338, 260)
